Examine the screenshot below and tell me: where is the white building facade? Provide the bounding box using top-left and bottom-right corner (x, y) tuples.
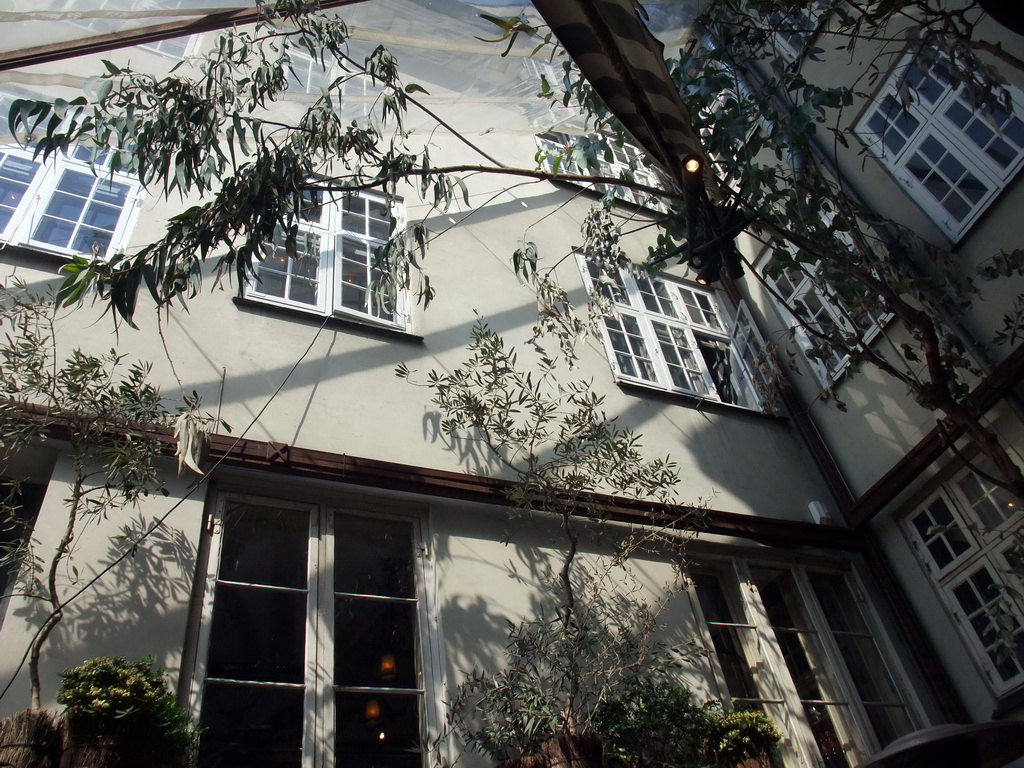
(0, 3), (1021, 768)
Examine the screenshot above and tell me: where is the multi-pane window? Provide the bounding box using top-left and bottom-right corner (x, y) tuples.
(857, 54), (1024, 240)
(762, 259), (849, 383)
(0, 481), (45, 623)
(904, 463), (1024, 690)
(580, 256), (766, 410)
(760, 253), (886, 386)
(192, 496), (430, 768)
(247, 190), (407, 329)
(762, 0), (829, 61)
(690, 562), (915, 768)
(0, 144), (141, 258)
(536, 134), (666, 210)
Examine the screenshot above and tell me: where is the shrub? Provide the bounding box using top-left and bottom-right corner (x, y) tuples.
(593, 682), (784, 768)
(703, 706), (783, 768)
(57, 656), (199, 766)
(593, 680), (714, 768)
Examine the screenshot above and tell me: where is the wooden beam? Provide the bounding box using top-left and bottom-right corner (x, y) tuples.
(204, 433), (866, 551)
(3, 398), (865, 550)
(846, 341), (1024, 528)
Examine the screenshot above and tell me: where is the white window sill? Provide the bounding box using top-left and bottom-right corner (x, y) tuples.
(232, 296), (422, 343)
(615, 379), (782, 420)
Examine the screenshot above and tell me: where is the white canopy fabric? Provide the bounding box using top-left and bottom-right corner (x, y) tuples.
(0, 1), (699, 140)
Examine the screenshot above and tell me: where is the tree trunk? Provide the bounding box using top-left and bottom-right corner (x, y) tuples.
(497, 732), (603, 768)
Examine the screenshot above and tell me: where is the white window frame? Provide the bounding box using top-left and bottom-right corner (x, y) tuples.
(903, 463), (1024, 692)
(189, 492), (440, 768)
(579, 254), (767, 411)
(856, 53), (1024, 241)
(536, 133), (667, 211)
(0, 144), (142, 259)
(763, 0), (829, 61)
(689, 559), (919, 768)
(759, 249), (888, 387)
(246, 190), (409, 331)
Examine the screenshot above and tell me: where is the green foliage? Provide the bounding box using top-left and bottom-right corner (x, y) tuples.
(407, 320), (689, 517)
(703, 706), (783, 768)
(8, 0), (456, 326)
(0, 285), (220, 705)
(58, 655), (200, 764)
(594, 683), (782, 768)
(0, 286), (170, 521)
(593, 680), (712, 768)
(448, 579), (695, 762)
(413, 323), (699, 761)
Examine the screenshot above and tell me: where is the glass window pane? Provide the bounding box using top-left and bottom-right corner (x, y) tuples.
(919, 136), (945, 164)
(92, 180), (130, 206)
(288, 276), (319, 306)
(291, 253), (321, 280)
(220, 503), (310, 588)
(937, 153), (966, 183)
(70, 228), (112, 255)
(336, 691), (422, 768)
(987, 137), (1016, 169)
(945, 101), (971, 130)
(802, 703), (851, 768)
(55, 169), (96, 197)
(753, 568), (850, 768)
(906, 152), (930, 181)
(963, 116), (993, 147)
(0, 154), (39, 185)
(207, 584), (307, 684)
(755, 569), (813, 632)
(32, 217), (75, 248)
(342, 283), (368, 313)
(42, 191), (86, 221)
(369, 212), (391, 241)
(343, 197), (368, 235)
(198, 683), (304, 768)
(692, 573), (761, 702)
(335, 516), (414, 597)
(82, 201), (122, 230)
(942, 190), (971, 221)
(809, 572), (912, 746)
(258, 272), (287, 299)
(334, 598), (419, 689)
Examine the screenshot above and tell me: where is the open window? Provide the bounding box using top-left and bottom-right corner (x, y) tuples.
(580, 255), (769, 411)
(690, 561), (917, 768)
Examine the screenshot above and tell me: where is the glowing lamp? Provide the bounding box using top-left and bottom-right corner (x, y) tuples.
(380, 652), (397, 681)
(365, 699), (381, 723)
